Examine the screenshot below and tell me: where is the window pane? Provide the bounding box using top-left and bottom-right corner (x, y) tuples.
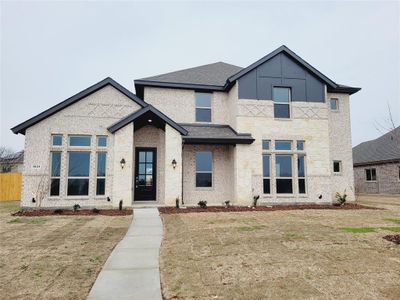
(195, 93), (212, 107)
(274, 104), (290, 118)
(330, 99), (338, 110)
(52, 135), (62, 146)
(69, 136), (91, 147)
(366, 169), (371, 181)
(51, 152), (61, 177)
(298, 155), (305, 177)
(50, 179), (60, 196)
(263, 179), (270, 194)
(146, 151), (153, 162)
(139, 163), (145, 175)
(297, 141), (304, 151)
(273, 87), (290, 103)
(196, 108), (211, 122)
(138, 175), (145, 185)
(196, 151), (212, 172)
(97, 136), (107, 147)
(275, 141), (292, 151)
(263, 155), (270, 177)
(276, 179), (293, 193)
(97, 152), (106, 177)
(139, 151), (146, 163)
(333, 161), (341, 173)
(67, 179), (89, 196)
(68, 152), (90, 176)
(371, 169), (376, 181)
(276, 155), (292, 177)
(146, 163), (153, 175)
(196, 173), (212, 187)
(298, 179), (306, 194)
(145, 175), (153, 186)
(262, 140), (270, 150)
(96, 178), (105, 195)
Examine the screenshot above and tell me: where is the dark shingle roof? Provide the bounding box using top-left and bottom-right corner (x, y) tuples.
(353, 127), (400, 165)
(138, 62), (243, 87)
(180, 124), (254, 145)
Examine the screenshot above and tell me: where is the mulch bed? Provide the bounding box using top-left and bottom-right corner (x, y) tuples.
(159, 203), (377, 214)
(11, 209), (133, 217)
(383, 234), (400, 245)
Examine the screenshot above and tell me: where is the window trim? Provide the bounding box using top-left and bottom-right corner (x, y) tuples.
(273, 86), (291, 119)
(195, 151), (213, 188)
(195, 92), (212, 123)
(330, 98), (339, 111)
(333, 160), (342, 174)
(365, 168), (377, 182)
(67, 151), (91, 197)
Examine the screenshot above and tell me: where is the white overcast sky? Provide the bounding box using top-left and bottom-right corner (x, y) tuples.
(1, 0), (399, 151)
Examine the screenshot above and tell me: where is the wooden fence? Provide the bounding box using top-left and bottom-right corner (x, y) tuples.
(0, 173), (22, 201)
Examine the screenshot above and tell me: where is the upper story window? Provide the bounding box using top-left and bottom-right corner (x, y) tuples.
(333, 160), (342, 174)
(275, 140), (292, 151)
(262, 140), (270, 150)
(195, 151), (212, 187)
(195, 92), (212, 122)
(330, 98), (339, 110)
(97, 136), (107, 147)
(365, 168), (377, 182)
(69, 135), (91, 147)
(52, 135), (63, 146)
(273, 87), (291, 119)
(296, 140), (305, 151)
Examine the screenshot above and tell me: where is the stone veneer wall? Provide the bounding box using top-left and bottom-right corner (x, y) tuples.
(21, 85), (141, 208)
(354, 163), (400, 194)
(327, 93), (355, 201)
(182, 144), (234, 206)
(143, 87), (231, 124)
(133, 125), (165, 203)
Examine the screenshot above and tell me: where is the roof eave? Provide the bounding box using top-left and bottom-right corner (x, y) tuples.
(182, 137), (255, 145)
(134, 80), (225, 92)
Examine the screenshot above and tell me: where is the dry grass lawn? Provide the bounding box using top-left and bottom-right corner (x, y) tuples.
(0, 201), (131, 299)
(160, 198), (400, 299)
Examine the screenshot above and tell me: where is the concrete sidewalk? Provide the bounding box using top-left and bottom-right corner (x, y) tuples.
(87, 208), (163, 300)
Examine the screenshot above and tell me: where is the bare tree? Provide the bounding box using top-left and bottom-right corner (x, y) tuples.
(374, 102), (398, 135)
(0, 146), (17, 173)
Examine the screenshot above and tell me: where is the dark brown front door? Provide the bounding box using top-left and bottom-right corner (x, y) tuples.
(134, 148), (156, 201)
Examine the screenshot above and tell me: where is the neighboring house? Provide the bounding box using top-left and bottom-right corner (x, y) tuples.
(11, 45), (360, 208)
(0, 151), (24, 173)
(353, 127), (400, 194)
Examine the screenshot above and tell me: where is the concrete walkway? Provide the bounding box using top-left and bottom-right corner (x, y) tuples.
(87, 208), (163, 300)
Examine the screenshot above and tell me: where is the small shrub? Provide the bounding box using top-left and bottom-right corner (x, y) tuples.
(335, 190), (347, 206)
(73, 204), (81, 212)
(175, 197), (180, 209)
(54, 209), (63, 215)
(198, 200), (207, 209)
(92, 208), (100, 214)
(253, 195), (260, 207)
(224, 200), (230, 208)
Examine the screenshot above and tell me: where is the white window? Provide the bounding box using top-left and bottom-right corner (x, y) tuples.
(67, 152), (90, 196)
(262, 140), (270, 150)
(97, 136), (107, 147)
(298, 155), (306, 194)
(69, 135), (91, 147)
(276, 155), (293, 193)
(50, 152), (61, 196)
(365, 168), (377, 181)
(263, 155), (270, 194)
(273, 87), (291, 118)
(333, 160), (342, 173)
(52, 134), (62, 146)
(96, 152), (106, 195)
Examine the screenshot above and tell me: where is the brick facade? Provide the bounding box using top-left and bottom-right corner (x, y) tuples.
(354, 162), (400, 194)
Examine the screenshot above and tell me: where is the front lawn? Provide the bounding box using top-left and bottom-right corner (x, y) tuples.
(0, 201), (131, 299)
(160, 204), (400, 299)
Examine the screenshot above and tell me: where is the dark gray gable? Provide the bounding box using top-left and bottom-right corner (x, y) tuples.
(11, 77), (147, 135)
(237, 52), (326, 102)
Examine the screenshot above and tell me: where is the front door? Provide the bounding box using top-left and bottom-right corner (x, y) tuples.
(134, 148), (156, 201)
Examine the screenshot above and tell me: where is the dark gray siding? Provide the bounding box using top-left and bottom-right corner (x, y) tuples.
(238, 53), (325, 102)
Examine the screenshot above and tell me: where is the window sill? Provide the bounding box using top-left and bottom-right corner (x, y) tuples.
(365, 181), (377, 183)
(276, 194), (296, 198)
(274, 118), (292, 121)
(333, 173), (342, 176)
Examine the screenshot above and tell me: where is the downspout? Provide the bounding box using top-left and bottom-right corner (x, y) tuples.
(181, 141), (184, 206)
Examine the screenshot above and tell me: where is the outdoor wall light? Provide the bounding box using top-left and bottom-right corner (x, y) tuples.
(148, 119), (152, 123)
(172, 159), (177, 169)
(120, 158), (126, 169)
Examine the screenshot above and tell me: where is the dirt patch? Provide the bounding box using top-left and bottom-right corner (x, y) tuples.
(383, 234), (400, 244)
(159, 203), (376, 214)
(0, 201), (132, 299)
(12, 208), (133, 217)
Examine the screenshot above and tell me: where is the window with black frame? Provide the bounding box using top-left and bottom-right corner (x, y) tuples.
(67, 152), (90, 196)
(275, 154), (293, 193)
(273, 87), (291, 118)
(96, 152), (106, 195)
(50, 152), (61, 196)
(365, 168), (377, 181)
(195, 93), (212, 122)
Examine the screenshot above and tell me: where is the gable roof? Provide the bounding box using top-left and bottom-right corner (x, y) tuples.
(108, 105), (188, 135)
(135, 45), (360, 95)
(11, 77), (147, 135)
(353, 127), (400, 166)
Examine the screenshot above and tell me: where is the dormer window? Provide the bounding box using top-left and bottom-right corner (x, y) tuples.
(273, 87), (291, 119)
(195, 92), (212, 122)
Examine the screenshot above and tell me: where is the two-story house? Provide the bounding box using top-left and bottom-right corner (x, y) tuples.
(11, 45), (360, 208)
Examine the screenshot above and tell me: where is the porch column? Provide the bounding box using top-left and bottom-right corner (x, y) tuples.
(164, 124), (182, 206)
(112, 123), (134, 207)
